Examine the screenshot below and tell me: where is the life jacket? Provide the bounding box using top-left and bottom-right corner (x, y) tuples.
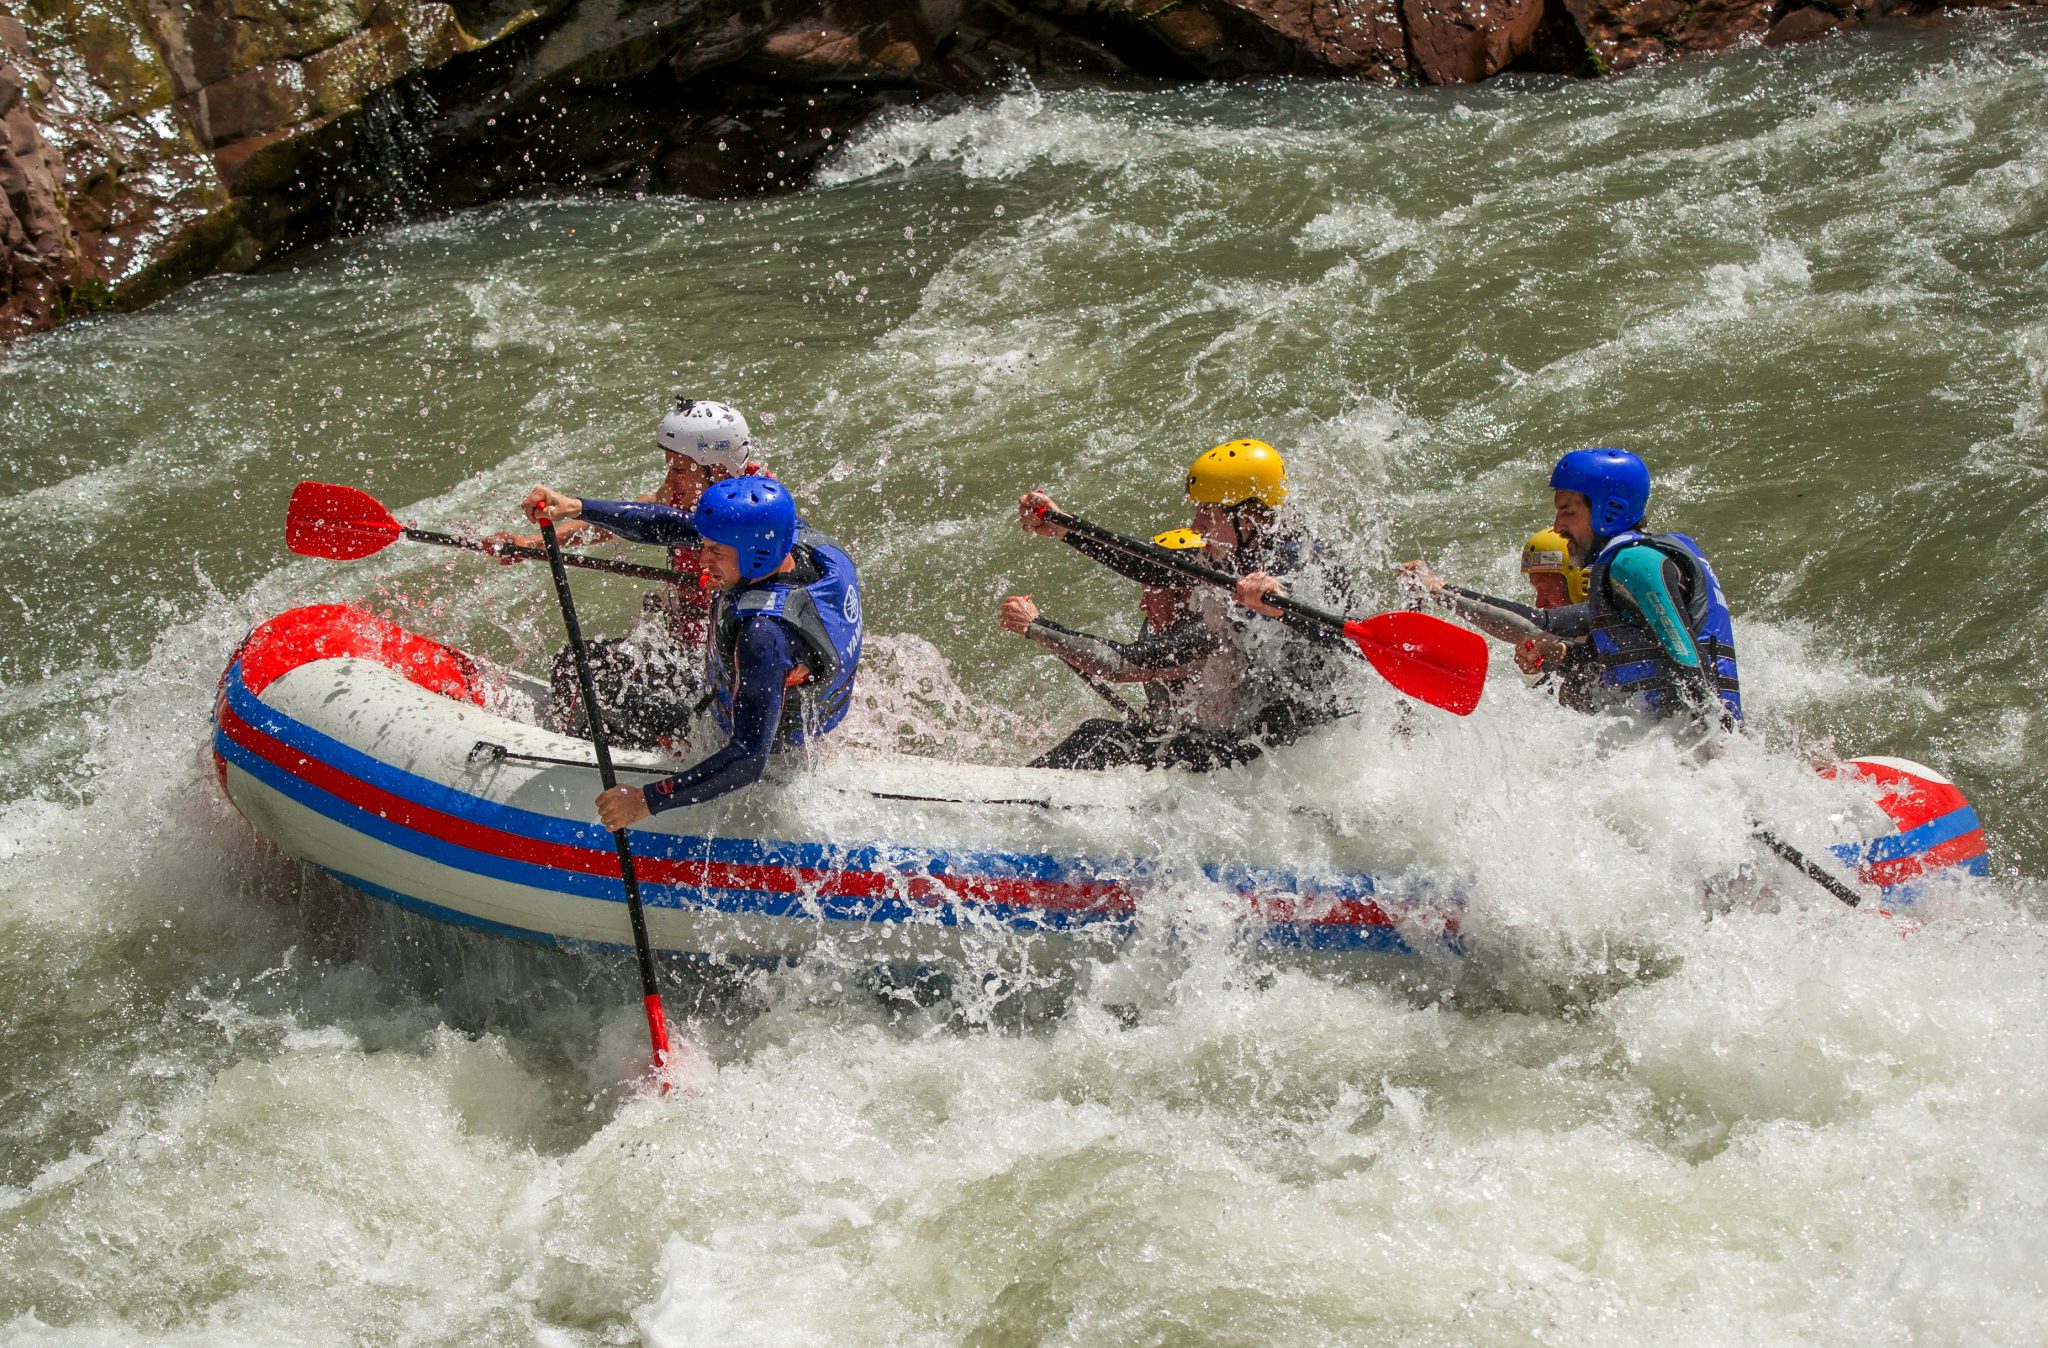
(706, 525), (862, 745)
(1586, 530), (1741, 725)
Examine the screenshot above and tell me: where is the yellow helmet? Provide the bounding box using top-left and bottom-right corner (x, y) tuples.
(1186, 439), (1287, 508)
(1521, 528), (1589, 603)
(1151, 527), (1207, 551)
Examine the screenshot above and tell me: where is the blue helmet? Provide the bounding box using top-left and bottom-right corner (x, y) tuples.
(1550, 448), (1650, 537)
(693, 475), (798, 581)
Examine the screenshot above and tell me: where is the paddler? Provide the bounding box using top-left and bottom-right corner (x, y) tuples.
(1017, 439), (1357, 767)
(1404, 527), (1599, 711)
(1400, 448), (1741, 729)
(997, 528), (1248, 770)
(487, 398), (761, 748)
(521, 475), (862, 826)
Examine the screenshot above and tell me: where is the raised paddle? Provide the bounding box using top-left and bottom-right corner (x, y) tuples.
(286, 480), (684, 584)
(1038, 506), (1489, 716)
(536, 517), (675, 1093)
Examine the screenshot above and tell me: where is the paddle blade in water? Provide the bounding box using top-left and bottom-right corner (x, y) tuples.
(1341, 611), (1489, 716)
(286, 480), (402, 560)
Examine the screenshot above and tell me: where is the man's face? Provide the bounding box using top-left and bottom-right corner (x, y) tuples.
(702, 541), (744, 588)
(662, 451), (716, 509)
(1553, 490), (1596, 554)
(1140, 585), (1187, 630)
(1192, 502), (1238, 554)
(1528, 572), (1570, 609)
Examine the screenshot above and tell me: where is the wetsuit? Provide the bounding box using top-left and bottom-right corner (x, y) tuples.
(1021, 605), (1258, 771)
(579, 502), (862, 811)
(1586, 531), (1740, 727)
(541, 499), (715, 749)
(1439, 533), (1739, 728)
(1437, 586), (1600, 713)
(1048, 528), (1356, 768)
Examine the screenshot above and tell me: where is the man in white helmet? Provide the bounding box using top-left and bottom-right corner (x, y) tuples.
(486, 398), (763, 748)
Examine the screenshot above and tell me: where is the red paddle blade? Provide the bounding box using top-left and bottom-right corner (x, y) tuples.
(286, 481), (403, 560)
(1342, 611), (1489, 716)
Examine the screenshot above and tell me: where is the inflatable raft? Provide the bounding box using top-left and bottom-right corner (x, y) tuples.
(213, 604), (1464, 967)
(213, 605), (1989, 969)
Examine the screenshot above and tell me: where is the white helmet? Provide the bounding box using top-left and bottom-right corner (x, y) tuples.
(656, 398), (752, 473)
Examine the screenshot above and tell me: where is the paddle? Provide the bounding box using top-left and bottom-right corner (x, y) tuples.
(1038, 507), (1489, 716)
(536, 518), (674, 1092)
(286, 481), (684, 584)
(1752, 827), (1864, 907)
(1069, 665), (1141, 720)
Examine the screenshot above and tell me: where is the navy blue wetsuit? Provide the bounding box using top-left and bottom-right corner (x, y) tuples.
(641, 616), (796, 812)
(577, 498), (784, 810)
(575, 498), (707, 549)
(576, 497), (853, 810)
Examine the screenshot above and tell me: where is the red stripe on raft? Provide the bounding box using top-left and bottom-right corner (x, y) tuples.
(1830, 758), (1971, 834)
(1859, 829), (1988, 889)
(219, 696), (1136, 914)
(221, 672), (1403, 930)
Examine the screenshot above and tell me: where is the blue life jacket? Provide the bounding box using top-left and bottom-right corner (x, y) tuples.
(1586, 530), (1742, 726)
(707, 525), (862, 744)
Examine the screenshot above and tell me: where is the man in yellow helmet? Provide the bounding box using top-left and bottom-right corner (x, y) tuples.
(1519, 527), (1589, 609)
(1015, 439), (1357, 769)
(996, 528), (1247, 769)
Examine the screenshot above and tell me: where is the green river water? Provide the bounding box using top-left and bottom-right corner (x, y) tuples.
(1, 18), (2045, 1345)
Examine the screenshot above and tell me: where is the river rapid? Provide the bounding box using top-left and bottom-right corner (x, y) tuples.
(3, 18), (2047, 1345)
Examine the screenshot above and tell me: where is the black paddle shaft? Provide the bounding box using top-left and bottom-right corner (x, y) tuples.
(1042, 507), (1349, 637)
(537, 520), (668, 997)
(404, 526), (684, 584)
(1753, 827), (1865, 908)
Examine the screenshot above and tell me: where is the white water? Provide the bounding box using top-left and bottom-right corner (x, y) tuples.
(3, 19), (2047, 1345)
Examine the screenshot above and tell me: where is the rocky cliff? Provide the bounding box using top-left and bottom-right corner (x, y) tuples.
(2, 0), (2037, 340)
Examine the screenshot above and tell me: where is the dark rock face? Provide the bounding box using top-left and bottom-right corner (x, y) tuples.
(3, 0), (2042, 340)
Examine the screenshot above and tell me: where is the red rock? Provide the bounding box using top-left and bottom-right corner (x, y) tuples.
(1765, 5), (1843, 44)
(1402, 0), (1545, 82)
(1216, 0), (1410, 78)
(179, 61), (315, 148)
(1150, 6), (1228, 51)
(1563, 0), (1773, 71)
(758, 27), (866, 69)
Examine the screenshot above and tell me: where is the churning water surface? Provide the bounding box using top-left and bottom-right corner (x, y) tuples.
(1, 17), (2046, 1345)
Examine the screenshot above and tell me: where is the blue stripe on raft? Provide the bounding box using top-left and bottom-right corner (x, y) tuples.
(219, 659), (1436, 952)
(1262, 922), (1413, 955)
(1203, 861), (1377, 901)
(324, 868), (791, 968)
(1828, 806), (1983, 868)
(222, 663), (1098, 884)
(221, 719), (1121, 935)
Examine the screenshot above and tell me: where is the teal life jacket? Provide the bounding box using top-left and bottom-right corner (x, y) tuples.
(1586, 530), (1741, 726)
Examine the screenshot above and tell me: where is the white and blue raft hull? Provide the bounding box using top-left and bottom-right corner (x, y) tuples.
(212, 605), (1462, 969)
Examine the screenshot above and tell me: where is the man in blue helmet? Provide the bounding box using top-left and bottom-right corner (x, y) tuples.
(521, 476), (862, 827)
(1400, 448), (1741, 729)
(490, 399), (765, 750)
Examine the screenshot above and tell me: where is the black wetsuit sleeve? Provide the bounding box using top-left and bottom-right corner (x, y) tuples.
(1061, 532), (1191, 588)
(643, 617), (792, 812)
(1440, 586), (1545, 643)
(576, 499), (704, 549)
(1025, 613), (1218, 681)
(1245, 536), (1357, 650)
(1439, 587), (1592, 640)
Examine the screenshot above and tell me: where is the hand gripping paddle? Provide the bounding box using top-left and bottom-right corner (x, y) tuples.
(286, 480), (684, 583)
(1039, 506), (1488, 716)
